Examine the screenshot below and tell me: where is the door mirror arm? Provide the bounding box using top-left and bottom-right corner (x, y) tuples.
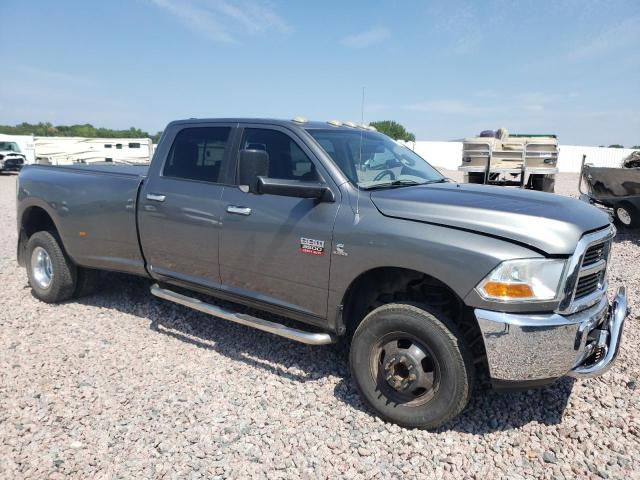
(257, 177), (334, 202)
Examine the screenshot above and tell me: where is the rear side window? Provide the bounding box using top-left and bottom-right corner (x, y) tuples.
(241, 128), (318, 181)
(164, 127), (231, 183)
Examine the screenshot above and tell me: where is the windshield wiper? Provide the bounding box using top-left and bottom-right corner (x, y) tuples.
(361, 179), (425, 190)
(423, 178), (448, 184)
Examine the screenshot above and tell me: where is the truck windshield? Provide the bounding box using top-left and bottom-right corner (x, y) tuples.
(307, 129), (444, 189)
(0, 141), (20, 152)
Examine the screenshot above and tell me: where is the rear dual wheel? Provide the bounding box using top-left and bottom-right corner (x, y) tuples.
(26, 231), (99, 303)
(350, 303), (474, 429)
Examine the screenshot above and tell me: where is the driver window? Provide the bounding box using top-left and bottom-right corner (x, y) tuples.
(241, 128), (319, 181)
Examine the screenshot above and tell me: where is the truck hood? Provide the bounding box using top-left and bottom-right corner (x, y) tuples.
(369, 182), (610, 254)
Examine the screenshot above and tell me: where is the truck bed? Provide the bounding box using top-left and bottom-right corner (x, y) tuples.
(18, 164), (148, 276)
(34, 163), (149, 177)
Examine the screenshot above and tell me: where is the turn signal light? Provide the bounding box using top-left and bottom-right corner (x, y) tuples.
(482, 282), (534, 299)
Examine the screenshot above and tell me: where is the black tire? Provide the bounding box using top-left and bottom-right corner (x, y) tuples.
(349, 303), (474, 429)
(466, 172), (485, 184)
(614, 202), (640, 229)
(26, 231), (77, 303)
(75, 267), (100, 297)
(530, 174), (555, 193)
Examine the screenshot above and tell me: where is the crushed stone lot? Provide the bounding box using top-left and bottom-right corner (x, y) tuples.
(1, 171), (639, 479)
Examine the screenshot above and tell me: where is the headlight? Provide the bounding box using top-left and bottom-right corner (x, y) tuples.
(476, 258), (566, 302)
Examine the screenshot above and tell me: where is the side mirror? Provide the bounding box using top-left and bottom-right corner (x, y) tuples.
(257, 177), (335, 202)
(238, 149), (269, 193)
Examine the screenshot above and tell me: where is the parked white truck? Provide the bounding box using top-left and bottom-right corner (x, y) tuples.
(0, 140), (27, 173)
(459, 128), (558, 192)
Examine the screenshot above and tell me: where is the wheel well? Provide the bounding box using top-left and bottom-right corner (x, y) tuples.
(341, 267), (486, 368)
(22, 206), (57, 238)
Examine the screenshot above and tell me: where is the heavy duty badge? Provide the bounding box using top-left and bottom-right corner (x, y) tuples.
(299, 237), (325, 256)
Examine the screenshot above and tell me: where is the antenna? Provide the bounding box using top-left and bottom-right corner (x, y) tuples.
(355, 86), (365, 223)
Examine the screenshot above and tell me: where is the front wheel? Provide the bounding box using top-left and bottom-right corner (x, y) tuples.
(26, 231), (77, 303)
(349, 303), (474, 429)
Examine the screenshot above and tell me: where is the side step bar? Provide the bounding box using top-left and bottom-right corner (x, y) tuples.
(150, 284), (336, 345)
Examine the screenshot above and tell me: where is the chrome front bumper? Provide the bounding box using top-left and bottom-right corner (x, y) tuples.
(475, 286), (628, 383)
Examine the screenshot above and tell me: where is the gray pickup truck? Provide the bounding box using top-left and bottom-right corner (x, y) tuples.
(16, 118), (628, 428)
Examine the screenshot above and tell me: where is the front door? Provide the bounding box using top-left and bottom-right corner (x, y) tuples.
(138, 124), (235, 289)
(219, 126), (340, 320)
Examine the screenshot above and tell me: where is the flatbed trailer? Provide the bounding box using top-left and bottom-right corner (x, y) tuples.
(459, 129), (558, 192)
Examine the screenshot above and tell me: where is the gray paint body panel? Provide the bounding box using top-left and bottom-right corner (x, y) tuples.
(326, 189), (544, 317)
(369, 182), (610, 255)
(17, 165), (147, 275)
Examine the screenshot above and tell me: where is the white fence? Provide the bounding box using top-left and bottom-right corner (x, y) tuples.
(553, 145), (636, 172)
(400, 141), (636, 173)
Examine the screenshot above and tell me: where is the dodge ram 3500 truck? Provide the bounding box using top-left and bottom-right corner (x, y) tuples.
(16, 118), (628, 428)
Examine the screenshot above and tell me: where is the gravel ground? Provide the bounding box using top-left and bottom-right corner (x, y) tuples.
(1, 171), (639, 479)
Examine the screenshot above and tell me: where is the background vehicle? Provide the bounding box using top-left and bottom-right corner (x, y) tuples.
(0, 140), (26, 173)
(33, 136), (153, 165)
(16, 118), (627, 428)
(579, 152), (640, 229)
(459, 128), (558, 192)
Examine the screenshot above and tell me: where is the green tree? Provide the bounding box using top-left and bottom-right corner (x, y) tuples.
(608, 144), (624, 148)
(369, 120), (416, 142)
(632, 145), (640, 149)
(0, 122), (156, 139)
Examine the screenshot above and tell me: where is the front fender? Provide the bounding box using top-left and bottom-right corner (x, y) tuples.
(327, 200), (546, 322)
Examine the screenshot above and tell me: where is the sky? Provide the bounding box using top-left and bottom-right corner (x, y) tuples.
(0, 0), (638, 146)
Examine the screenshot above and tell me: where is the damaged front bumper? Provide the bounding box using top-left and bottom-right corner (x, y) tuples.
(475, 286), (628, 387)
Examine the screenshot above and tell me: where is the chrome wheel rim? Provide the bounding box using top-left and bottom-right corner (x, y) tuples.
(31, 246), (53, 289)
(617, 207), (632, 226)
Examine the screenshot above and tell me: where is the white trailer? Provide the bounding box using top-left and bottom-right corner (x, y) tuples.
(34, 137), (153, 165)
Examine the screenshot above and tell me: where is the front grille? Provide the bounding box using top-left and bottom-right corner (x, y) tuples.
(572, 237), (611, 302)
(583, 242), (607, 266)
(575, 271), (603, 299)
(4, 158), (24, 167)
(560, 228), (614, 314)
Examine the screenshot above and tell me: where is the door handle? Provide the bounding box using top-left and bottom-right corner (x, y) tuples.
(146, 193), (166, 202)
(227, 205), (252, 216)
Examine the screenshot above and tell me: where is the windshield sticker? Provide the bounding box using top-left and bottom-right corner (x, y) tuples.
(300, 237), (325, 256)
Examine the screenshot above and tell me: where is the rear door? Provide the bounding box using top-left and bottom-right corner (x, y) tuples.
(138, 123), (237, 289)
(219, 125), (341, 321)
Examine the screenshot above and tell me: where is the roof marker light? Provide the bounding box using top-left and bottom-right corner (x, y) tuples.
(327, 119), (342, 127)
(344, 121), (357, 128)
(292, 116), (308, 124)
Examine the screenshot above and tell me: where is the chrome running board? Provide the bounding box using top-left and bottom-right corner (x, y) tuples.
(150, 283), (336, 345)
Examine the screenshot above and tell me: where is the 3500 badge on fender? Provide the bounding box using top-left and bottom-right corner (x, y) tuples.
(300, 237), (325, 256)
